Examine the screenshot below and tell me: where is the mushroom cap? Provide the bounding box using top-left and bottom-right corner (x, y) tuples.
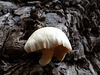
(24, 27), (72, 53)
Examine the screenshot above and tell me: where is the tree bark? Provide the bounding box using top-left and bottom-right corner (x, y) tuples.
(0, 0), (100, 75)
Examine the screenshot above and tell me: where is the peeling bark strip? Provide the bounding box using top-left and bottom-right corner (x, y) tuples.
(0, 0), (100, 75)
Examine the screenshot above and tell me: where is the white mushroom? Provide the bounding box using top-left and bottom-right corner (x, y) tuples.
(24, 27), (72, 66)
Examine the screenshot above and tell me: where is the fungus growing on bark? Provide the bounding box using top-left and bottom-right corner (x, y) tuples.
(24, 27), (72, 66)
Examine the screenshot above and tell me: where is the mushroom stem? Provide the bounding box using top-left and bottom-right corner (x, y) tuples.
(54, 45), (68, 61)
(54, 50), (66, 61)
(39, 48), (54, 66)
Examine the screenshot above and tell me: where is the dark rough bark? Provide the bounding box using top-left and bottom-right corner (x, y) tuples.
(0, 0), (100, 75)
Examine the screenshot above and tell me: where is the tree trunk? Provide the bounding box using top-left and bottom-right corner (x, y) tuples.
(0, 0), (100, 75)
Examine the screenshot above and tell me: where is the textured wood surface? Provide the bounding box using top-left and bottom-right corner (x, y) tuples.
(0, 0), (100, 75)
